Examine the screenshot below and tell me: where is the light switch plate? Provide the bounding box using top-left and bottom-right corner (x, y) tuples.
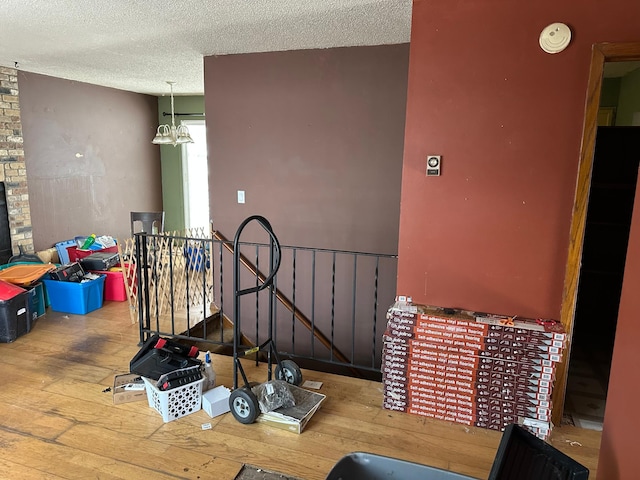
(237, 190), (245, 204)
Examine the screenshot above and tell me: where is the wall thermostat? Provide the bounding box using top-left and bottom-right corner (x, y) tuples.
(426, 155), (441, 176)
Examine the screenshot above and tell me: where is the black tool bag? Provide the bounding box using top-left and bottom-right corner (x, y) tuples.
(79, 251), (120, 271)
(130, 334), (201, 380)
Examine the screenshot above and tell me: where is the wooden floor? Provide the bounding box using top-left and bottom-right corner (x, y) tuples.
(0, 301), (602, 479)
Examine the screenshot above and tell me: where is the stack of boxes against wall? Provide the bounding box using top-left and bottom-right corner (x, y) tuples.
(382, 297), (566, 440)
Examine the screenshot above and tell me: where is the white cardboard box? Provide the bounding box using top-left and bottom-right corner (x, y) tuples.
(202, 385), (231, 418)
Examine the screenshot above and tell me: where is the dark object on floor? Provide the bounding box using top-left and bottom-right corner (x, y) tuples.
(325, 452), (477, 479)
(488, 424), (589, 480)
(234, 465), (302, 480)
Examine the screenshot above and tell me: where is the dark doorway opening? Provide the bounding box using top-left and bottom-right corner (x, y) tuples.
(564, 127), (640, 429)
(0, 183), (11, 265)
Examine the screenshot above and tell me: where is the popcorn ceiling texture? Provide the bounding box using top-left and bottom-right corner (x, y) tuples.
(0, 0), (412, 95)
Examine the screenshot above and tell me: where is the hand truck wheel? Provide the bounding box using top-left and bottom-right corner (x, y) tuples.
(229, 387), (260, 424)
(275, 359), (303, 386)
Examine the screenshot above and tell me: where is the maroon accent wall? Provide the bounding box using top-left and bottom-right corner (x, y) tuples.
(18, 72), (162, 248)
(204, 45), (409, 254)
(402, 1), (640, 478)
(399, 0), (640, 319)
(599, 170), (640, 479)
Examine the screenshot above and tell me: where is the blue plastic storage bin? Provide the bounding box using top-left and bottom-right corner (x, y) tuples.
(55, 239), (76, 264)
(42, 275), (106, 315)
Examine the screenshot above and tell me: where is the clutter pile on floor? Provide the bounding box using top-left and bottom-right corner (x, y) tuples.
(114, 333), (326, 432)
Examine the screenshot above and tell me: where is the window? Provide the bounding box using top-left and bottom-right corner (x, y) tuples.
(181, 120), (209, 230)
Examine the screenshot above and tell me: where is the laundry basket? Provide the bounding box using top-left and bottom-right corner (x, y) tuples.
(142, 377), (204, 422)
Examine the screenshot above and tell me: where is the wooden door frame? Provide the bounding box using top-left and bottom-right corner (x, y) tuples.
(553, 42), (640, 426)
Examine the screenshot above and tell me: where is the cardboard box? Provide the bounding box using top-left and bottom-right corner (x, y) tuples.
(202, 385), (231, 418)
(113, 373), (147, 405)
(256, 384), (326, 434)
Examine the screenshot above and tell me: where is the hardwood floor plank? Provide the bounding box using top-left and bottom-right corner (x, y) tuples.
(150, 425), (335, 480)
(0, 427), (190, 480)
(56, 423), (242, 479)
(0, 402), (73, 440)
(0, 457), (68, 480)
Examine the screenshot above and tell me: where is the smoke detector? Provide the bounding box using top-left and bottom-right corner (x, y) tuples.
(539, 23), (572, 54)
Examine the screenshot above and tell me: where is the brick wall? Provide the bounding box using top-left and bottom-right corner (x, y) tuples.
(0, 66), (33, 255)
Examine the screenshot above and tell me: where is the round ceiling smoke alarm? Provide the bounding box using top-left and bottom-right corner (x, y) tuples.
(539, 23), (572, 54)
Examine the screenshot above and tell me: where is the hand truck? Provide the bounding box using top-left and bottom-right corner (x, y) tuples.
(228, 215), (303, 424)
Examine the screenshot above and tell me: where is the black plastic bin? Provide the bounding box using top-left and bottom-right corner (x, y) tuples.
(0, 279), (31, 343)
(325, 452), (478, 480)
(488, 424), (589, 480)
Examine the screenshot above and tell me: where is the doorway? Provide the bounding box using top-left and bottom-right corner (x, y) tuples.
(181, 120), (210, 230)
(564, 127), (640, 429)
(555, 43), (640, 428)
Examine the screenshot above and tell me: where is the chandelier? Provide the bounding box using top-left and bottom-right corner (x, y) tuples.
(152, 81), (193, 146)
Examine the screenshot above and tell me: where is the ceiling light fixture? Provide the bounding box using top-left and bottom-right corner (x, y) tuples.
(152, 81), (193, 146)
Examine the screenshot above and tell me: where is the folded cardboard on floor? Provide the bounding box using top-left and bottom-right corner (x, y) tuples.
(113, 373), (147, 405)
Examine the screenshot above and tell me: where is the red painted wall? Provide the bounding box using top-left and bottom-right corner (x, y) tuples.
(402, 1), (640, 477)
(399, 0), (640, 319)
(598, 170), (640, 478)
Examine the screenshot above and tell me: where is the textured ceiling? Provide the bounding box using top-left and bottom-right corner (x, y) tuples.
(0, 0), (412, 96)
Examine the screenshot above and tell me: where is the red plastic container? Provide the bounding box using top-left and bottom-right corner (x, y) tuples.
(67, 245), (119, 263)
(0, 279), (26, 301)
(90, 267), (128, 302)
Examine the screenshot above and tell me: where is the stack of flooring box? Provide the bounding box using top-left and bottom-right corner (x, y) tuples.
(382, 297), (566, 439)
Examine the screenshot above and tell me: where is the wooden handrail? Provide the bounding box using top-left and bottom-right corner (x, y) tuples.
(213, 230), (353, 367)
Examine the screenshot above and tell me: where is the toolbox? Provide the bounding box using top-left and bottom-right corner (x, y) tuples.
(49, 262), (85, 282)
(79, 251), (120, 271)
(130, 334), (201, 380)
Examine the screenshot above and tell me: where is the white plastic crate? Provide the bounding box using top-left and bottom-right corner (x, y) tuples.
(142, 376), (204, 422)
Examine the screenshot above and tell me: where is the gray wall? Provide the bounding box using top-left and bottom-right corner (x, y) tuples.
(203, 45), (409, 365)
(19, 72), (162, 249)
(204, 44), (409, 254)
